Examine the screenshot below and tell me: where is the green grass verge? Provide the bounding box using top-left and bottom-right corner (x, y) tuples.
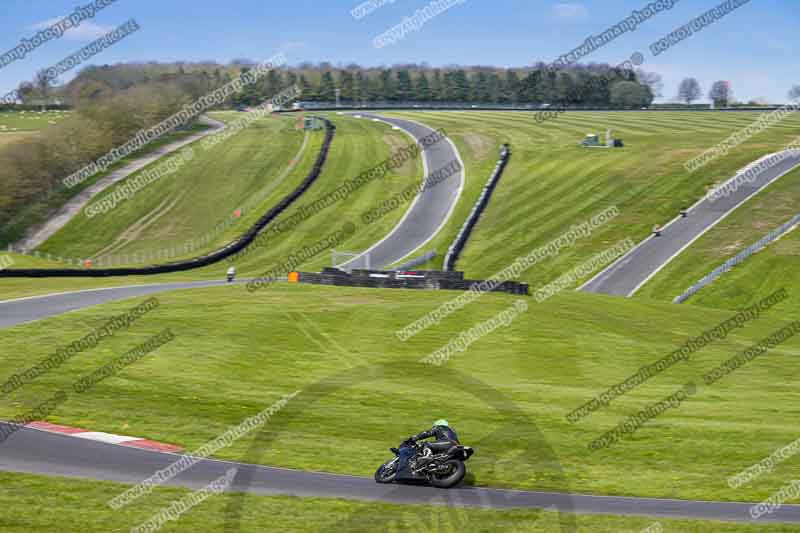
(37, 114), (295, 261)
(637, 165), (800, 311)
(657, 227), (800, 315)
(1, 284), (798, 504)
(27, 114), (421, 279)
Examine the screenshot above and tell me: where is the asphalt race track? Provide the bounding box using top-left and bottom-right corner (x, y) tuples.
(580, 151), (800, 296)
(341, 113), (464, 270)
(3, 283), (799, 523)
(4, 136), (800, 525)
(0, 280), (246, 329)
(1, 422), (799, 523)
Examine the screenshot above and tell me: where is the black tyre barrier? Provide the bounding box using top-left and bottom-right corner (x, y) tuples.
(0, 117), (336, 278)
(443, 144), (511, 272)
(297, 268), (529, 296)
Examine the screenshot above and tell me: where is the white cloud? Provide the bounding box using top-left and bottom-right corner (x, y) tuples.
(29, 18), (112, 41)
(552, 3), (589, 22)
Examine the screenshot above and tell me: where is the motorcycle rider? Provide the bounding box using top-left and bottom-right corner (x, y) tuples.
(226, 265), (236, 282)
(396, 419), (459, 480)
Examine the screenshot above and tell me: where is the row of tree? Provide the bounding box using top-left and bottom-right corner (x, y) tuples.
(677, 78), (733, 107)
(16, 61), (659, 109)
(676, 78), (799, 107)
(233, 64), (656, 107)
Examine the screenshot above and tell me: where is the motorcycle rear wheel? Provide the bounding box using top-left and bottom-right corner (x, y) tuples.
(375, 460), (398, 484)
(429, 459), (465, 488)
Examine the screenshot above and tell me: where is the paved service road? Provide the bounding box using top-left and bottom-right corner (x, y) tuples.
(341, 114), (464, 270)
(13, 116), (226, 253)
(581, 151), (800, 296)
(1, 423), (799, 523)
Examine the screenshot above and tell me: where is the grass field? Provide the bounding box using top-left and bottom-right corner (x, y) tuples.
(0, 110), (72, 147)
(4, 472), (794, 533)
(32, 113), (423, 277)
(1, 283), (798, 504)
(8, 110), (799, 309)
(679, 227), (800, 314)
(0, 131), (36, 146)
(37, 112), (312, 262)
(380, 111), (800, 303)
(0, 109), (72, 131)
(1, 122), (211, 248)
(2, 110), (800, 529)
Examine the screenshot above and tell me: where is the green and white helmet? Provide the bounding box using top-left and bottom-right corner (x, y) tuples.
(433, 419), (449, 428)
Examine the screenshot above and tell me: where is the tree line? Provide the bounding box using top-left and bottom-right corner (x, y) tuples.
(8, 61), (659, 109)
(235, 62), (655, 107)
(677, 78), (798, 107)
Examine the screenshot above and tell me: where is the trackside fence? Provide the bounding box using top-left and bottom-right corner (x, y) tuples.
(394, 251), (437, 271)
(674, 214), (800, 303)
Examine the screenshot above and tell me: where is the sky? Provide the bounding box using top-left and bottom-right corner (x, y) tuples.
(0, 0), (797, 103)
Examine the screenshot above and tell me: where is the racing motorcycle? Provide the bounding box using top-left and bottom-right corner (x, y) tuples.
(374, 440), (474, 488)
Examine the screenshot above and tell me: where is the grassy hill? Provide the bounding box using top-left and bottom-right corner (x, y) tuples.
(13, 111), (800, 304)
(1, 283), (798, 504)
(37, 112), (311, 262)
(2, 111), (800, 530)
(31, 113), (423, 278)
(637, 165), (800, 311)
(380, 111), (800, 300)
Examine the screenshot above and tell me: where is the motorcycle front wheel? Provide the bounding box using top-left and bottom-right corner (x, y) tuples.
(375, 459), (398, 484)
(428, 459), (465, 488)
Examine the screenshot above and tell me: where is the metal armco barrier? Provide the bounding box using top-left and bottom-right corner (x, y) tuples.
(0, 117), (336, 278)
(297, 268), (529, 296)
(674, 213), (800, 303)
(394, 250), (437, 271)
(443, 144), (511, 271)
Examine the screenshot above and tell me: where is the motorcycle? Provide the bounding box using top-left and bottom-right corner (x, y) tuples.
(374, 440), (474, 488)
